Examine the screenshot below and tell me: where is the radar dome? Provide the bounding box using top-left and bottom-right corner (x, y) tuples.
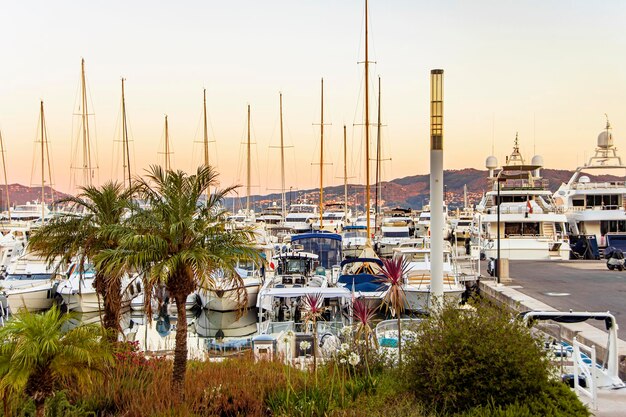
(598, 131), (614, 149)
(579, 175), (591, 184)
(485, 156), (498, 169)
(531, 155), (544, 167)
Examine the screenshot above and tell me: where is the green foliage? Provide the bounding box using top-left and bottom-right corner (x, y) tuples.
(453, 381), (590, 416)
(0, 307), (111, 416)
(402, 300), (563, 414)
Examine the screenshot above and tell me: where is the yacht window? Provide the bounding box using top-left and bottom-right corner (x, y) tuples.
(383, 231), (410, 238)
(601, 220), (626, 235)
(504, 222), (539, 236)
(6, 273), (54, 281)
(586, 194), (619, 208)
(572, 198), (585, 207)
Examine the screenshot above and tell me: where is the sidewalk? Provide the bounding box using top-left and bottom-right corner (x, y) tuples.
(480, 280), (626, 416)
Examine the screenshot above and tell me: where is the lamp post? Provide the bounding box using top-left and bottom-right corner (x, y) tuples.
(496, 177), (503, 284)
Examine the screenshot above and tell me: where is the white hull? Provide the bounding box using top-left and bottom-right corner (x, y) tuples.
(60, 291), (102, 313)
(5, 284), (56, 312)
(195, 309), (258, 338)
(484, 238), (570, 260)
(199, 285), (259, 311)
(404, 287), (465, 311)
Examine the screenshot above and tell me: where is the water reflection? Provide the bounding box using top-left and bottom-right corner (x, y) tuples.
(69, 304), (259, 359)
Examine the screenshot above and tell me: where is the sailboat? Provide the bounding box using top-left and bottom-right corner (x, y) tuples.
(2, 101), (63, 313)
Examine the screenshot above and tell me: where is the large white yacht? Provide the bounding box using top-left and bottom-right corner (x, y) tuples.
(554, 121), (626, 251)
(284, 203), (317, 233)
(475, 137), (570, 260)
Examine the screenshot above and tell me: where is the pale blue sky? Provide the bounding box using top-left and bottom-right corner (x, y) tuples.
(1, 0), (625, 193)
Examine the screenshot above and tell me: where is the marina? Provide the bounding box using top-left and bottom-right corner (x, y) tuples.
(1, 0), (626, 415)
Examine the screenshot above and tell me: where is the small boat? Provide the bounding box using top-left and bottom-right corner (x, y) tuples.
(195, 308), (258, 338)
(1, 251), (64, 313)
(393, 246), (465, 312)
(342, 225), (368, 259)
(337, 254), (387, 310)
(197, 265), (261, 311)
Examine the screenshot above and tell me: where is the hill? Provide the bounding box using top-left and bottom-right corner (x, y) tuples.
(232, 168), (623, 211)
(0, 184), (70, 210)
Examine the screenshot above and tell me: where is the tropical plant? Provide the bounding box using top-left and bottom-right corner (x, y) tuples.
(378, 256), (409, 365)
(27, 181), (135, 334)
(352, 298), (378, 349)
(301, 292), (326, 374)
(0, 306), (112, 417)
(96, 165), (261, 400)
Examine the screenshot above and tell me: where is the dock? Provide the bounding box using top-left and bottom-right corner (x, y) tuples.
(479, 259), (626, 416)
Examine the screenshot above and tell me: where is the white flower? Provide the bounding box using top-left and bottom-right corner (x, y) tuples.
(340, 326), (352, 336)
(340, 358), (347, 364)
(356, 339), (367, 346)
(299, 340), (311, 351)
(340, 343), (349, 351)
(286, 330), (295, 337)
(348, 352), (360, 366)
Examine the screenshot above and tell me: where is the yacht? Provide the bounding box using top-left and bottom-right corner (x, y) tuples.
(1, 202), (50, 222)
(312, 202), (351, 233)
(554, 121), (626, 251)
(393, 247), (465, 312)
(449, 208), (474, 241)
(414, 205), (452, 239)
(1, 251), (64, 312)
(342, 225), (369, 259)
(375, 208), (414, 258)
(284, 203), (317, 233)
(476, 137), (570, 260)
(197, 261), (261, 311)
(256, 202), (284, 226)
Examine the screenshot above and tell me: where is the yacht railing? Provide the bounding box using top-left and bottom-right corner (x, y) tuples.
(565, 205), (624, 212)
(570, 181), (626, 190)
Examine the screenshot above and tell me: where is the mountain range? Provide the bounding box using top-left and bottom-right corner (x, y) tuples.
(1, 168), (621, 212)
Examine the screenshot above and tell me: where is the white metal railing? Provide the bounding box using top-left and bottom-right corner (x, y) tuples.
(573, 337), (597, 411)
(570, 181), (626, 190)
(565, 205), (624, 212)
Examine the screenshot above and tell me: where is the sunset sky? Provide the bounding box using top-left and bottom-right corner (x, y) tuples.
(1, 0), (625, 196)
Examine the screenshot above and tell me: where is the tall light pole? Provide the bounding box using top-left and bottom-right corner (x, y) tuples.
(429, 69), (444, 306)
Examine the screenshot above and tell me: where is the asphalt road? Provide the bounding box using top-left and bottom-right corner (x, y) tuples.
(492, 259), (626, 340)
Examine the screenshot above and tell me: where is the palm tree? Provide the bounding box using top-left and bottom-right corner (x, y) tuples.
(379, 256), (409, 365)
(28, 182), (135, 334)
(0, 306), (112, 417)
(96, 165), (261, 400)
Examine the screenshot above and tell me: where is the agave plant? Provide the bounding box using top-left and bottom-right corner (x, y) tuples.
(379, 256), (410, 365)
(352, 298), (378, 350)
(301, 293), (326, 372)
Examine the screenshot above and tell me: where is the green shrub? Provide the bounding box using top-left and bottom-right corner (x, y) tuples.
(454, 381), (589, 416)
(402, 300), (569, 413)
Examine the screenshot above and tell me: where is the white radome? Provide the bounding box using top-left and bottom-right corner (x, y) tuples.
(485, 155), (498, 169)
(598, 131), (614, 149)
(531, 155), (544, 167)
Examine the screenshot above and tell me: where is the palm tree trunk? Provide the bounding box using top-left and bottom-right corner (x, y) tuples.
(35, 399), (45, 417)
(172, 292), (188, 401)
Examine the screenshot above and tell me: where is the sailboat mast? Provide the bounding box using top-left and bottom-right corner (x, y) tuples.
(0, 130), (10, 220)
(343, 125), (348, 220)
(246, 105), (251, 213)
(375, 75), (381, 224)
(203, 88), (210, 202)
(121, 78), (131, 189)
(40, 101), (46, 223)
(364, 0), (371, 243)
(80, 58), (92, 187)
(319, 78), (324, 229)
(163, 115), (172, 171)
(279, 93), (286, 219)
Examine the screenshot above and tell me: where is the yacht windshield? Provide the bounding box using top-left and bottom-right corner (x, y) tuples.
(383, 231), (410, 238)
